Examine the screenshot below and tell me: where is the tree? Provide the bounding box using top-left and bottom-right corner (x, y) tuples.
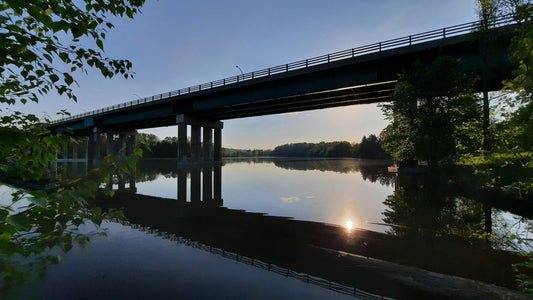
(329, 141), (353, 157)
(0, 1), (145, 294)
(497, 1), (533, 196)
(380, 56), (482, 168)
(477, 3), (533, 294)
(359, 134), (389, 159)
(504, 2), (533, 104)
(0, 0), (144, 105)
(136, 133), (159, 146)
(475, 0), (503, 153)
(474, 0), (532, 154)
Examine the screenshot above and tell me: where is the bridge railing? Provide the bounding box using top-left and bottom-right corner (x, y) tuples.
(51, 14), (516, 124)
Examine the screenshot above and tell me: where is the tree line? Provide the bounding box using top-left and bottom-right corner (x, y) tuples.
(136, 133), (389, 159)
(269, 135), (388, 159)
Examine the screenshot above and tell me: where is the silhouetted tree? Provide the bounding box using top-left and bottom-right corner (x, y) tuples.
(359, 134), (389, 159)
(380, 56), (482, 168)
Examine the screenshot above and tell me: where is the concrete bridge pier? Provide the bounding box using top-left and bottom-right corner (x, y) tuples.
(58, 136), (89, 161)
(88, 128), (137, 161)
(106, 133), (114, 156)
(176, 114), (223, 165)
(61, 144), (68, 160)
(89, 127), (104, 161)
(118, 131), (137, 157)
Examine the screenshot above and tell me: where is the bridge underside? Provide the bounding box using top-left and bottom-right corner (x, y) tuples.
(51, 25), (514, 135)
(50, 25), (516, 163)
(200, 81), (397, 120)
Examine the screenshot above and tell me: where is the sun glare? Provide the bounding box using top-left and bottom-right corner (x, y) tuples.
(346, 220), (354, 231)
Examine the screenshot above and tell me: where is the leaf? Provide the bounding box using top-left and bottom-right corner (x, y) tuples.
(0, 209), (8, 221)
(0, 232), (12, 244)
(133, 147), (143, 157)
(72, 218), (84, 226)
(6, 213), (31, 230)
(43, 53), (53, 63)
(29, 190), (48, 198)
(27, 197), (47, 207)
(96, 39), (104, 51)
(49, 74), (59, 83)
(64, 73), (73, 85)
(58, 52), (69, 63)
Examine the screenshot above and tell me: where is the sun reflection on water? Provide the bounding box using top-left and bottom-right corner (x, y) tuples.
(346, 220), (354, 231)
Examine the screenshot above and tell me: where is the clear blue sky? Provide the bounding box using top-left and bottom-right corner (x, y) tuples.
(12, 0), (478, 149)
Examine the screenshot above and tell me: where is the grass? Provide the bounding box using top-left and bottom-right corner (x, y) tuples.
(458, 152), (533, 167)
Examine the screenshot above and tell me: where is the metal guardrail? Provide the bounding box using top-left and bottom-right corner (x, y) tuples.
(123, 220), (393, 299)
(51, 15), (516, 124)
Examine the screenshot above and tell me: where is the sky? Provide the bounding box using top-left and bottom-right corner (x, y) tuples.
(7, 0), (479, 149)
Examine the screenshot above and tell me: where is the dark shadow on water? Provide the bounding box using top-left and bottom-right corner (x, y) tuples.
(90, 161), (531, 299)
(52, 158), (533, 298)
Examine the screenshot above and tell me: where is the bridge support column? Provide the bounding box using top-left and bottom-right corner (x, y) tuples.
(177, 124), (188, 161)
(214, 128), (222, 162)
(102, 131), (137, 157)
(127, 133), (137, 156)
(176, 114), (223, 165)
(106, 133), (114, 156)
(90, 127), (103, 161)
(83, 137), (89, 161)
(61, 144), (69, 160)
(118, 133), (127, 157)
(72, 141), (78, 159)
(191, 125), (201, 161)
(203, 128), (213, 161)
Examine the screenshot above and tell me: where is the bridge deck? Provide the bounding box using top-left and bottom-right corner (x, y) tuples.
(50, 16), (517, 134)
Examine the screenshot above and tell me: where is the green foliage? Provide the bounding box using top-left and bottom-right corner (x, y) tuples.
(380, 56), (482, 168)
(0, 112), (71, 181)
(0, 0), (145, 295)
(514, 255), (533, 295)
(269, 136), (389, 159)
(466, 2), (533, 293)
(223, 148), (272, 158)
(477, 2), (533, 200)
(271, 141), (355, 158)
(137, 136), (183, 158)
(138, 135), (388, 159)
(0, 0), (145, 105)
(504, 2), (533, 101)
(0, 116), (142, 291)
(136, 133), (159, 148)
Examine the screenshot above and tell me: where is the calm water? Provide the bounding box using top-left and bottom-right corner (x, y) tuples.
(3, 158), (533, 299)
(135, 158), (394, 233)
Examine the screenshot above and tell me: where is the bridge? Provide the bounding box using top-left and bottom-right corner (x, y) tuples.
(50, 16), (518, 164)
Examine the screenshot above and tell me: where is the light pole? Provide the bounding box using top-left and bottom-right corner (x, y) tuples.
(236, 65), (244, 81)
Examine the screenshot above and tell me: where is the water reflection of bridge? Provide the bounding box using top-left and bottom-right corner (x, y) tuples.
(124, 222), (389, 300)
(92, 163), (527, 299)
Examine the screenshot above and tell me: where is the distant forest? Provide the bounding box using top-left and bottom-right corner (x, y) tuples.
(137, 133), (389, 159)
(268, 134), (389, 159)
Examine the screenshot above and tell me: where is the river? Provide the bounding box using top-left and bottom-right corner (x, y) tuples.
(2, 157), (532, 299)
